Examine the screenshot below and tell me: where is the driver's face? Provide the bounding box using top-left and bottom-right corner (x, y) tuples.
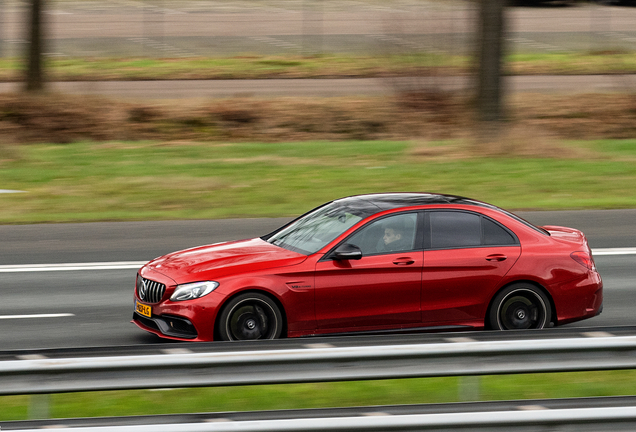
(383, 228), (401, 245)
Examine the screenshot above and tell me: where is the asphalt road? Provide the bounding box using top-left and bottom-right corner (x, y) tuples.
(0, 210), (634, 351)
(2, 75), (636, 99)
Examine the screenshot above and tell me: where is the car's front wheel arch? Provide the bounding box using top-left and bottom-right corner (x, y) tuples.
(486, 281), (555, 330)
(214, 289), (288, 341)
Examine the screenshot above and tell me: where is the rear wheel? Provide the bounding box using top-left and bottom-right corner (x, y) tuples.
(217, 292), (283, 341)
(489, 283), (551, 330)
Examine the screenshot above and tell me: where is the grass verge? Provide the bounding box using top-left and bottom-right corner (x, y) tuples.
(0, 139), (635, 223)
(1, 51), (636, 81)
(2, 371), (636, 421)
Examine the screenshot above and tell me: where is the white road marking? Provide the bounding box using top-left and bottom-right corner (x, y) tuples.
(592, 248), (636, 256)
(17, 354), (48, 360)
(517, 405), (549, 411)
(0, 313), (75, 320)
(582, 331), (614, 338)
(0, 247), (632, 273)
(446, 337), (476, 343)
(0, 262), (146, 272)
(161, 348), (194, 355)
(304, 343), (336, 349)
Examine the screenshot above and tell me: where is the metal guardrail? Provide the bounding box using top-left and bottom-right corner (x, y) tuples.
(2, 335), (636, 395)
(7, 405), (636, 432)
(3, 335), (636, 430)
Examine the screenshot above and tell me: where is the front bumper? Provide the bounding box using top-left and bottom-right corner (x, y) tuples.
(132, 312), (198, 339)
(133, 281), (224, 340)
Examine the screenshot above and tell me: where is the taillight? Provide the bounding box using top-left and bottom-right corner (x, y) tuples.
(571, 251), (596, 271)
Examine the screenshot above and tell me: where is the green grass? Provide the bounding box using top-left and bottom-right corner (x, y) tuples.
(2, 371), (636, 421)
(507, 51), (636, 75)
(1, 51), (636, 81)
(0, 55), (467, 81)
(1, 139), (636, 223)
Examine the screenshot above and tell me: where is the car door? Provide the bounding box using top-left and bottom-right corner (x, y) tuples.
(422, 210), (521, 325)
(314, 212), (423, 331)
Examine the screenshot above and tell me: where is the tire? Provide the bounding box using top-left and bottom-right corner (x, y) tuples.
(217, 292), (283, 341)
(488, 283), (551, 330)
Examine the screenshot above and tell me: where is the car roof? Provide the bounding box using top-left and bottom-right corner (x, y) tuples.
(335, 193), (494, 212)
(334, 193), (549, 236)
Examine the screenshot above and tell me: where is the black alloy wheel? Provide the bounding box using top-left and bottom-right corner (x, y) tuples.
(489, 283), (551, 330)
(218, 292), (283, 341)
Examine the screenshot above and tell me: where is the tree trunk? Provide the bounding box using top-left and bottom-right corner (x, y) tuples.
(476, 0), (506, 123)
(25, 0), (44, 92)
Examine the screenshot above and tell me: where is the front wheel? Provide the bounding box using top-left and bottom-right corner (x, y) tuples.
(217, 292), (283, 341)
(488, 283), (551, 330)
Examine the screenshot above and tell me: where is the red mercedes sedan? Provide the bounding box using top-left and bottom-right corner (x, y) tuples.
(132, 193), (603, 341)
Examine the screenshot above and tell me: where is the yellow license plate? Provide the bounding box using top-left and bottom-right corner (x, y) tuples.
(136, 301), (152, 318)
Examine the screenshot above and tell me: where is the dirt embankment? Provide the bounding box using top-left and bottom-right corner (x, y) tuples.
(1, 91), (635, 145)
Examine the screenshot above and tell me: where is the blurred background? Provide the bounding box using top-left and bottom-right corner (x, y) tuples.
(0, 0), (635, 220)
(1, 0), (636, 425)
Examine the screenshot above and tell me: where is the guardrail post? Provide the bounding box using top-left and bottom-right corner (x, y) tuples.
(458, 376), (481, 401)
(28, 394), (50, 419)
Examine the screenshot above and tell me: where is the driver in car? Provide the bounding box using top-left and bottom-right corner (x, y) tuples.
(379, 220), (412, 253)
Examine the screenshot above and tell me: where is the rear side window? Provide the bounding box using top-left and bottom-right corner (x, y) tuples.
(430, 212), (481, 249)
(429, 211), (518, 249)
(483, 217), (517, 245)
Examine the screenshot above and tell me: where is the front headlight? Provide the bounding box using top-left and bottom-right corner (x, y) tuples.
(170, 281), (219, 301)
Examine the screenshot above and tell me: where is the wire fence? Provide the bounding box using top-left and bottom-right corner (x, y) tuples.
(0, 0), (634, 60)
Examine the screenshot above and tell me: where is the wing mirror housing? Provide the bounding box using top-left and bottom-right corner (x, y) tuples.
(331, 243), (362, 260)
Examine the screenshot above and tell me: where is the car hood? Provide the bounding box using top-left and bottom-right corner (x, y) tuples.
(144, 238), (308, 281)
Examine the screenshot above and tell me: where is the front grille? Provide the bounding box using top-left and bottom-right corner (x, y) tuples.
(137, 275), (166, 304)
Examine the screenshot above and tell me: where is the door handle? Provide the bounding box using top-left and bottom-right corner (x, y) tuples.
(486, 254), (507, 262)
(393, 258), (415, 265)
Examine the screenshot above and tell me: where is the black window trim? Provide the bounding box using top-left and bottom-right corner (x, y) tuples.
(425, 209), (520, 251)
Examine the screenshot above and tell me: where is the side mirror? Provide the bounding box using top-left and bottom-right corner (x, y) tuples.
(331, 243), (362, 260)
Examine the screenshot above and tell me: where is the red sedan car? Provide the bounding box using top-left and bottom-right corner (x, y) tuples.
(132, 193), (603, 341)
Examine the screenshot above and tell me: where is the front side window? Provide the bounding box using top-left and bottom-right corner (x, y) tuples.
(346, 213), (418, 255)
(266, 202), (371, 254)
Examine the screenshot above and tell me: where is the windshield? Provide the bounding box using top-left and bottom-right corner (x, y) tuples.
(266, 201), (372, 254)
